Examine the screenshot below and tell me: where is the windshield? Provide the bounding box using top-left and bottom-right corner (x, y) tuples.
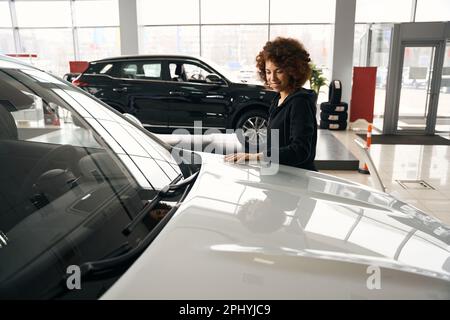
(0, 64), (186, 299)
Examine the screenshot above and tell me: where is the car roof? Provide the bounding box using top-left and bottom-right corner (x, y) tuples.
(90, 54), (202, 64)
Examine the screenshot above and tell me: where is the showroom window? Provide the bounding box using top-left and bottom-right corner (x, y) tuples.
(19, 28), (75, 77)
(201, 0), (268, 24)
(137, 0), (336, 104)
(76, 27), (120, 61)
(354, 0), (412, 131)
(2, 0), (120, 76)
(356, 0), (414, 23)
(415, 0), (450, 22)
(270, 0), (335, 24)
(74, 0), (121, 61)
(137, 0), (199, 55)
(14, 0), (74, 75)
(352, 23), (393, 131)
(139, 26), (200, 56)
(201, 25), (268, 81)
(15, 0), (72, 28)
(137, 0), (199, 25)
(0, 1), (15, 54)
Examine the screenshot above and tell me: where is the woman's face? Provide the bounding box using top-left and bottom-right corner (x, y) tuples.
(265, 60), (290, 93)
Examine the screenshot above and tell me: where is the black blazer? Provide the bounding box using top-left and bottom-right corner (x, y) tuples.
(264, 88), (318, 171)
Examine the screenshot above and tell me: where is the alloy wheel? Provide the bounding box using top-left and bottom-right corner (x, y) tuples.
(242, 116), (267, 146)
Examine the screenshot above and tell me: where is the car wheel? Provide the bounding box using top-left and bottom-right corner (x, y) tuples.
(235, 110), (268, 152)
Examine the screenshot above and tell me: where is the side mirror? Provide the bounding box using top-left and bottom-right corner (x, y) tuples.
(123, 113), (144, 128)
(205, 74), (225, 85)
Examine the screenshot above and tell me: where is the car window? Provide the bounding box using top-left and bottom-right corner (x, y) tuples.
(120, 61), (162, 80)
(85, 62), (114, 75)
(99, 63), (113, 74)
(143, 63), (161, 78)
(169, 62), (216, 83)
(0, 66), (182, 299)
(121, 63), (138, 79)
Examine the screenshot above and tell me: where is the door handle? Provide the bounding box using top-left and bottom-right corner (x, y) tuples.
(169, 91), (188, 97)
(113, 87), (128, 92)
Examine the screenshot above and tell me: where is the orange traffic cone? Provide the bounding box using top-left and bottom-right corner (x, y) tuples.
(358, 123), (372, 174)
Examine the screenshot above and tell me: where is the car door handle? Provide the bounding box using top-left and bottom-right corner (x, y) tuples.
(113, 87), (128, 92)
(169, 91), (188, 97)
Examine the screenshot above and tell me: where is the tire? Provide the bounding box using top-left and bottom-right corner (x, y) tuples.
(320, 111), (348, 122)
(328, 80), (342, 104)
(235, 109), (268, 152)
(320, 120), (347, 130)
(320, 102), (348, 113)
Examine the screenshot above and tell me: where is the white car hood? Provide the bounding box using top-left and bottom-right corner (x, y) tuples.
(103, 152), (450, 299)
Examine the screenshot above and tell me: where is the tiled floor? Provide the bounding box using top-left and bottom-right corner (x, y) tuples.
(321, 130), (450, 225)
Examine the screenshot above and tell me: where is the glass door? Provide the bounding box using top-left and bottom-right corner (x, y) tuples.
(382, 22), (450, 135)
(396, 45), (438, 133)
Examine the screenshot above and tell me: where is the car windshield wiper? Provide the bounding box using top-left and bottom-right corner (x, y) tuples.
(122, 171), (198, 236)
(50, 170), (199, 298)
(72, 170), (199, 281)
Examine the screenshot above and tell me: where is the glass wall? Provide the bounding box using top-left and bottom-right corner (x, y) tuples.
(355, 0), (413, 23)
(353, 23), (392, 131)
(354, 0), (450, 131)
(139, 26), (200, 56)
(77, 28), (120, 61)
(73, 0), (121, 61)
(5, 0), (449, 93)
(201, 25), (268, 79)
(137, 0), (335, 105)
(354, 0), (408, 131)
(1, 0), (120, 76)
(0, 1), (15, 55)
(415, 0), (450, 22)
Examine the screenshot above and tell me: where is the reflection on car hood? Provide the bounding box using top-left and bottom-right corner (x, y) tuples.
(103, 152), (450, 299)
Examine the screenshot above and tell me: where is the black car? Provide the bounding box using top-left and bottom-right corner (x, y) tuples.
(72, 55), (276, 146)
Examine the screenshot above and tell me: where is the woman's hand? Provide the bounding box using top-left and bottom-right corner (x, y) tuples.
(224, 152), (262, 163)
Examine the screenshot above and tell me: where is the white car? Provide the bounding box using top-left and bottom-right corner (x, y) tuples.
(0, 56), (449, 300)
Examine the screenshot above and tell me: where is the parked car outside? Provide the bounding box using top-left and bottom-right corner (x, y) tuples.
(0, 55), (449, 299)
(72, 55), (276, 147)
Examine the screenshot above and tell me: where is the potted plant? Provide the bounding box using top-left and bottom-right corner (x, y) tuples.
(309, 63), (328, 97)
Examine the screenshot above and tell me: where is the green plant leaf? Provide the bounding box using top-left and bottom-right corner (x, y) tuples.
(309, 63), (328, 95)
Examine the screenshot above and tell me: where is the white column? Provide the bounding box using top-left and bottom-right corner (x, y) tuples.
(331, 0), (356, 110)
(118, 0), (139, 55)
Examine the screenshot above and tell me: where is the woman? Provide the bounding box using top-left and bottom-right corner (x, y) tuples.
(225, 37), (318, 171)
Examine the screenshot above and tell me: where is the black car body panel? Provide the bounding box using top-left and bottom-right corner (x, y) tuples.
(75, 55), (276, 133)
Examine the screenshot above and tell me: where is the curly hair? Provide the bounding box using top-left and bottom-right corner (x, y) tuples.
(256, 37), (312, 91)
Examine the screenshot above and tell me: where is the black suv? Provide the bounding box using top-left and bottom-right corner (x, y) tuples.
(73, 55), (276, 145)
